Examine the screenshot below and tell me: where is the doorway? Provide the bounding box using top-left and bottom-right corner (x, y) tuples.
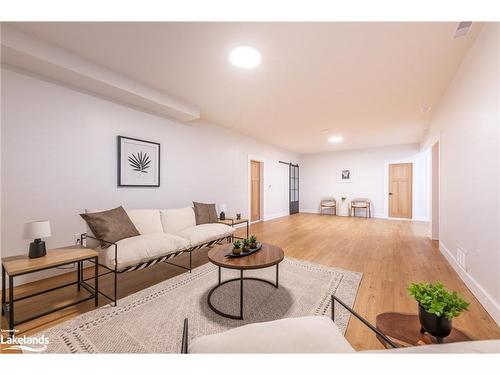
(389, 162), (413, 219)
(250, 160), (261, 222)
(289, 164), (299, 214)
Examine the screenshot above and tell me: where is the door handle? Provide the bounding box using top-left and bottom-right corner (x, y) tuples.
(389, 193), (393, 195)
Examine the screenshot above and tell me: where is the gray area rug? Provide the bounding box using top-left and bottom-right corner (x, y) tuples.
(31, 257), (362, 353)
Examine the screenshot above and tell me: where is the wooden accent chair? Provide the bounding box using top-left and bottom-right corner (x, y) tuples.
(350, 198), (371, 218)
(319, 198), (336, 215)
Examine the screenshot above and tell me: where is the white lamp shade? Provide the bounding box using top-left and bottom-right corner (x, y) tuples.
(218, 204), (228, 213)
(23, 220), (52, 239)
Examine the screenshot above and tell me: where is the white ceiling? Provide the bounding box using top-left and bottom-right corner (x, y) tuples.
(6, 22), (481, 153)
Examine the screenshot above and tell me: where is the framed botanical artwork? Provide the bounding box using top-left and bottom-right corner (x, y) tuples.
(338, 168), (352, 183)
(118, 136), (160, 187)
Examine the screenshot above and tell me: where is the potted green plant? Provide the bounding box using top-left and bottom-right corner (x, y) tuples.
(232, 240), (242, 255)
(249, 235), (258, 249)
(408, 282), (469, 340)
(242, 238), (251, 252)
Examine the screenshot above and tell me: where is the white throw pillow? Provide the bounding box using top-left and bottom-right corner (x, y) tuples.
(160, 207), (196, 234)
(126, 209), (164, 234)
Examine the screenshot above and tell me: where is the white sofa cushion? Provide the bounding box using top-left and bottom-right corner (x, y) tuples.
(189, 316), (355, 353)
(97, 232), (190, 271)
(160, 207), (196, 234)
(351, 203), (368, 208)
(126, 209), (164, 234)
(322, 201), (336, 207)
(175, 223), (234, 246)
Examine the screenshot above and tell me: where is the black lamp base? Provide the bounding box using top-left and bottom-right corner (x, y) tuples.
(220, 212), (226, 220)
(29, 239), (47, 258)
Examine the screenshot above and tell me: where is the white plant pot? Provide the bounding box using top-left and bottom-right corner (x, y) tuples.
(337, 200), (350, 217)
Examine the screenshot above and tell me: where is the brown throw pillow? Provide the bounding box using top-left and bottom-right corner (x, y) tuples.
(80, 206), (140, 247)
(193, 202), (218, 225)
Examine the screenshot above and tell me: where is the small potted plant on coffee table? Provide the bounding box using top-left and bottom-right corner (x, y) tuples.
(249, 235), (258, 249)
(408, 281), (469, 342)
(242, 238), (251, 253)
(232, 240), (242, 255)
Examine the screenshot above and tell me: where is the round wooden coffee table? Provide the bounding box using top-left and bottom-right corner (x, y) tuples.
(376, 312), (472, 347)
(207, 242), (284, 320)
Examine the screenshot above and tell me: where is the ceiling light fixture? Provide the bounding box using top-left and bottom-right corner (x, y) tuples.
(229, 46), (261, 69)
(328, 136), (344, 143)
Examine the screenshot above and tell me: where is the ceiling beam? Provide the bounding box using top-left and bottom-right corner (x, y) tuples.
(1, 25), (200, 122)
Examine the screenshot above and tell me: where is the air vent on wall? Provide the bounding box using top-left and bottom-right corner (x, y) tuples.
(454, 21), (473, 38)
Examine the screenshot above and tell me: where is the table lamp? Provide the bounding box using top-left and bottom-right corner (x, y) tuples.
(23, 220), (52, 258)
(218, 204), (227, 220)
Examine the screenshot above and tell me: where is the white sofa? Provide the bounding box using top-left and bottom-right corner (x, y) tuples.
(187, 316), (500, 354)
(85, 207), (235, 272)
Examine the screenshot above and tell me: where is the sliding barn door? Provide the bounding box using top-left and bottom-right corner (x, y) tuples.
(289, 164), (299, 214)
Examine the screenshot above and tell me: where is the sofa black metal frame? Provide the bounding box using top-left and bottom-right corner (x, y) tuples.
(80, 233), (233, 307)
(180, 294), (398, 353)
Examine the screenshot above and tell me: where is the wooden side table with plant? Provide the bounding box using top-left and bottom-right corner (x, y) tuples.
(376, 282), (471, 347)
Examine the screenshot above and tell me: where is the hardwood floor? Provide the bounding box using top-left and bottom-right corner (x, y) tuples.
(2, 213), (499, 352)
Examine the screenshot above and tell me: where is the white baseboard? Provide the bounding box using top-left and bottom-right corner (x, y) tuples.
(300, 209), (388, 219)
(299, 208), (319, 214)
(380, 216), (429, 222)
(439, 241), (500, 325)
(263, 211), (289, 221)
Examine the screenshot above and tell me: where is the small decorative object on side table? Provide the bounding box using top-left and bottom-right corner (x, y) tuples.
(218, 203), (227, 220)
(218, 216), (249, 239)
(1, 245), (99, 337)
(376, 281), (471, 347)
(23, 220), (52, 258)
(408, 282), (469, 343)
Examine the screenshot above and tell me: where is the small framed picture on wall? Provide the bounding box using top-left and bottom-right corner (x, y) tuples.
(118, 136), (160, 187)
(338, 168), (352, 183)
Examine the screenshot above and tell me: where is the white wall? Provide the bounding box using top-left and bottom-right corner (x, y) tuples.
(300, 144), (429, 220)
(1, 68), (297, 284)
(421, 24), (500, 324)
(430, 142), (439, 241)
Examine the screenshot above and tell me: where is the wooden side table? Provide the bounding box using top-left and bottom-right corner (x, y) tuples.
(376, 312), (472, 347)
(218, 217), (249, 239)
(1, 246), (99, 336)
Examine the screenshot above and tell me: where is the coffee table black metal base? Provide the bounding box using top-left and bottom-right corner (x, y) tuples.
(207, 265), (279, 320)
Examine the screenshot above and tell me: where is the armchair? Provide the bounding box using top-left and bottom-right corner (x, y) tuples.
(350, 198), (371, 218)
(319, 198), (337, 215)
(180, 295), (397, 353)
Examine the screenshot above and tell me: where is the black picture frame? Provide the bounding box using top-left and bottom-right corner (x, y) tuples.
(117, 136), (161, 187)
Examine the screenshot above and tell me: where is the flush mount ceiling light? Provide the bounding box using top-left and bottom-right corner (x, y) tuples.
(328, 136), (344, 143)
(229, 46), (261, 69)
